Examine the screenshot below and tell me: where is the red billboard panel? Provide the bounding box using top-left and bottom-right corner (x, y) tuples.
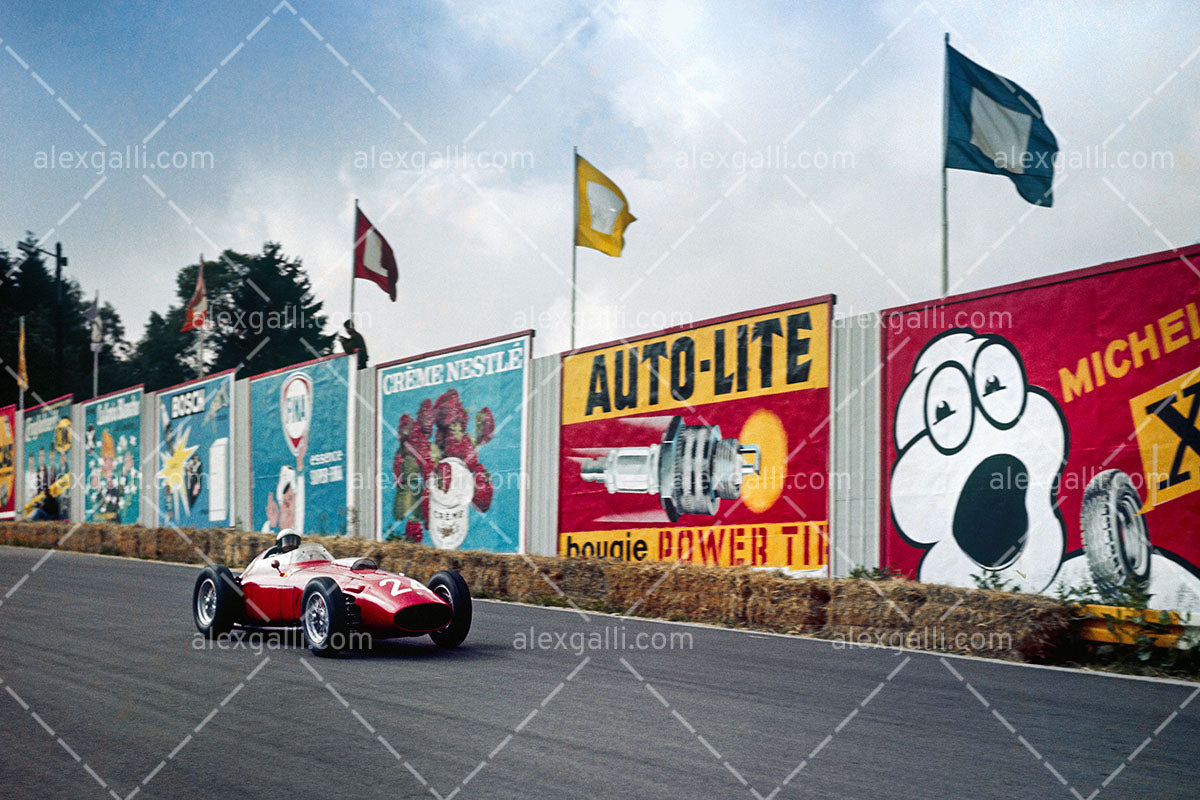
(559, 297), (833, 572)
(880, 246), (1200, 612)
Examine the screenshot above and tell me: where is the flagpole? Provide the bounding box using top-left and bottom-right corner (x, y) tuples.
(941, 32), (950, 297)
(570, 146), (579, 351)
(18, 316), (25, 414)
(350, 198), (359, 328)
(198, 256), (205, 379)
(92, 291), (99, 398)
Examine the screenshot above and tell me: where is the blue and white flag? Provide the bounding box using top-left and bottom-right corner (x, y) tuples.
(945, 43), (1058, 206)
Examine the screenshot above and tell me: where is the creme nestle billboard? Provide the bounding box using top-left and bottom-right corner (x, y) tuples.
(880, 246), (1200, 612)
(559, 297), (833, 572)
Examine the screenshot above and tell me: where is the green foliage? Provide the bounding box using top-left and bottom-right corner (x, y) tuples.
(211, 243), (334, 377)
(970, 570), (1021, 593)
(848, 565), (906, 581)
(0, 234), (136, 405)
(2, 233), (341, 401)
(1057, 577), (1198, 676)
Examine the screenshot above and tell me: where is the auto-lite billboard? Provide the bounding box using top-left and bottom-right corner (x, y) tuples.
(0, 404), (17, 519)
(21, 394), (72, 519)
(250, 354), (355, 536)
(880, 246), (1200, 612)
(155, 371), (234, 528)
(559, 297), (833, 572)
(80, 386), (143, 524)
(376, 332), (532, 550)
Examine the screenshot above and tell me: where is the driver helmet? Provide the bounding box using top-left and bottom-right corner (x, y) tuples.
(276, 527), (300, 553)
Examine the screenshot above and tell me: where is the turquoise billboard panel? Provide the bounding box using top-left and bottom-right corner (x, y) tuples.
(81, 386), (143, 523)
(156, 372), (234, 528)
(376, 333), (530, 551)
(22, 394), (72, 519)
(250, 355), (355, 537)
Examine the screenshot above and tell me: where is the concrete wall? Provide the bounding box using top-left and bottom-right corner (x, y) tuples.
(525, 354), (562, 556)
(829, 312), (882, 577)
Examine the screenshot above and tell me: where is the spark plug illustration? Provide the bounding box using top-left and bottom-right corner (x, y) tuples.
(580, 416), (761, 521)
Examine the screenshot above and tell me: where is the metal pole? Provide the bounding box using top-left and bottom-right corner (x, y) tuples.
(197, 256), (205, 379)
(91, 290), (99, 398)
(18, 316), (25, 414)
(941, 32), (950, 297)
(350, 198), (358, 328)
(570, 147), (579, 351)
(54, 242), (64, 369)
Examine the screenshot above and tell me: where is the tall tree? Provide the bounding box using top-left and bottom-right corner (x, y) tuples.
(213, 242), (333, 377)
(129, 308), (193, 392)
(0, 234), (132, 405)
(128, 243), (334, 388)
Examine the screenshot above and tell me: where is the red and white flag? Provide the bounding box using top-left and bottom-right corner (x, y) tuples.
(181, 265), (208, 331)
(354, 207), (398, 302)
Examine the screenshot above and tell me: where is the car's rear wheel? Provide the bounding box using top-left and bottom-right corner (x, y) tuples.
(427, 570), (472, 649)
(302, 578), (348, 657)
(193, 565), (242, 638)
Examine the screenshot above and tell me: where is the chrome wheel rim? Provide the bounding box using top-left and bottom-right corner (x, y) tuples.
(304, 593), (329, 644)
(196, 578), (217, 627)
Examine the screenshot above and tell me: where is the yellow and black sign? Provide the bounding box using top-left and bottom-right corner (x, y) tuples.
(1132, 369), (1200, 509)
(562, 302), (830, 425)
(559, 522), (828, 570)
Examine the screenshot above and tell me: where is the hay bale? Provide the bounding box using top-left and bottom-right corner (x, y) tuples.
(743, 575), (833, 633)
(115, 527), (144, 558)
(826, 578), (926, 630)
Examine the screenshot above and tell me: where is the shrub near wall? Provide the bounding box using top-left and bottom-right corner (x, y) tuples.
(0, 522), (1072, 662)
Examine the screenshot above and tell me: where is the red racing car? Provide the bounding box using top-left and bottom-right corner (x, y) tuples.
(191, 530), (471, 656)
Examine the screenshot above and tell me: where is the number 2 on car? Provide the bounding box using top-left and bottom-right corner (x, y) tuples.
(379, 578), (411, 596)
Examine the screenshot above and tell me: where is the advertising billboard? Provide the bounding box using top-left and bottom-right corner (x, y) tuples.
(376, 332), (531, 550)
(880, 246), (1200, 612)
(80, 386), (143, 524)
(250, 354), (355, 537)
(0, 404), (17, 519)
(155, 371), (234, 528)
(21, 394), (73, 519)
(558, 298), (833, 572)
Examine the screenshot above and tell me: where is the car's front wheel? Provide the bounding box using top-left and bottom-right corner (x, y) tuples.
(427, 570), (472, 649)
(193, 565), (242, 638)
(302, 578), (348, 657)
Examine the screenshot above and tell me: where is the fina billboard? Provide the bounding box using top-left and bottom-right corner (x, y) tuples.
(249, 354), (355, 536)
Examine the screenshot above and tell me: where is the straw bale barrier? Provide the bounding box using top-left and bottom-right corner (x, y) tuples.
(0, 522), (1072, 662)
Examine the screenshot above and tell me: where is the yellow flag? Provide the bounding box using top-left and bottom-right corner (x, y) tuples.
(17, 318), (28, 391)
(575, 155), (635, 257)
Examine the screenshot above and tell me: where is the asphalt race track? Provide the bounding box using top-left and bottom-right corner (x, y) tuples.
(1, 545), (1197, 799)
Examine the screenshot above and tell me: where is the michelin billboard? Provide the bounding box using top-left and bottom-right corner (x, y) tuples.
(250, 354), (355, 536)
(558, 298), (833, 572)
(155, 371), (234, 528)
(81, 386), (143, 524)
(881, 246), (1200, 612)
(376, 333), (531, 550)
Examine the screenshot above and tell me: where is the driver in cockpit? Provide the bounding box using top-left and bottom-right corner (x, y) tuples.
(265, 527), (302, 567)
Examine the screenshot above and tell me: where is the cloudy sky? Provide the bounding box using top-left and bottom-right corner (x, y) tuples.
(3, 1), (1198, 365)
